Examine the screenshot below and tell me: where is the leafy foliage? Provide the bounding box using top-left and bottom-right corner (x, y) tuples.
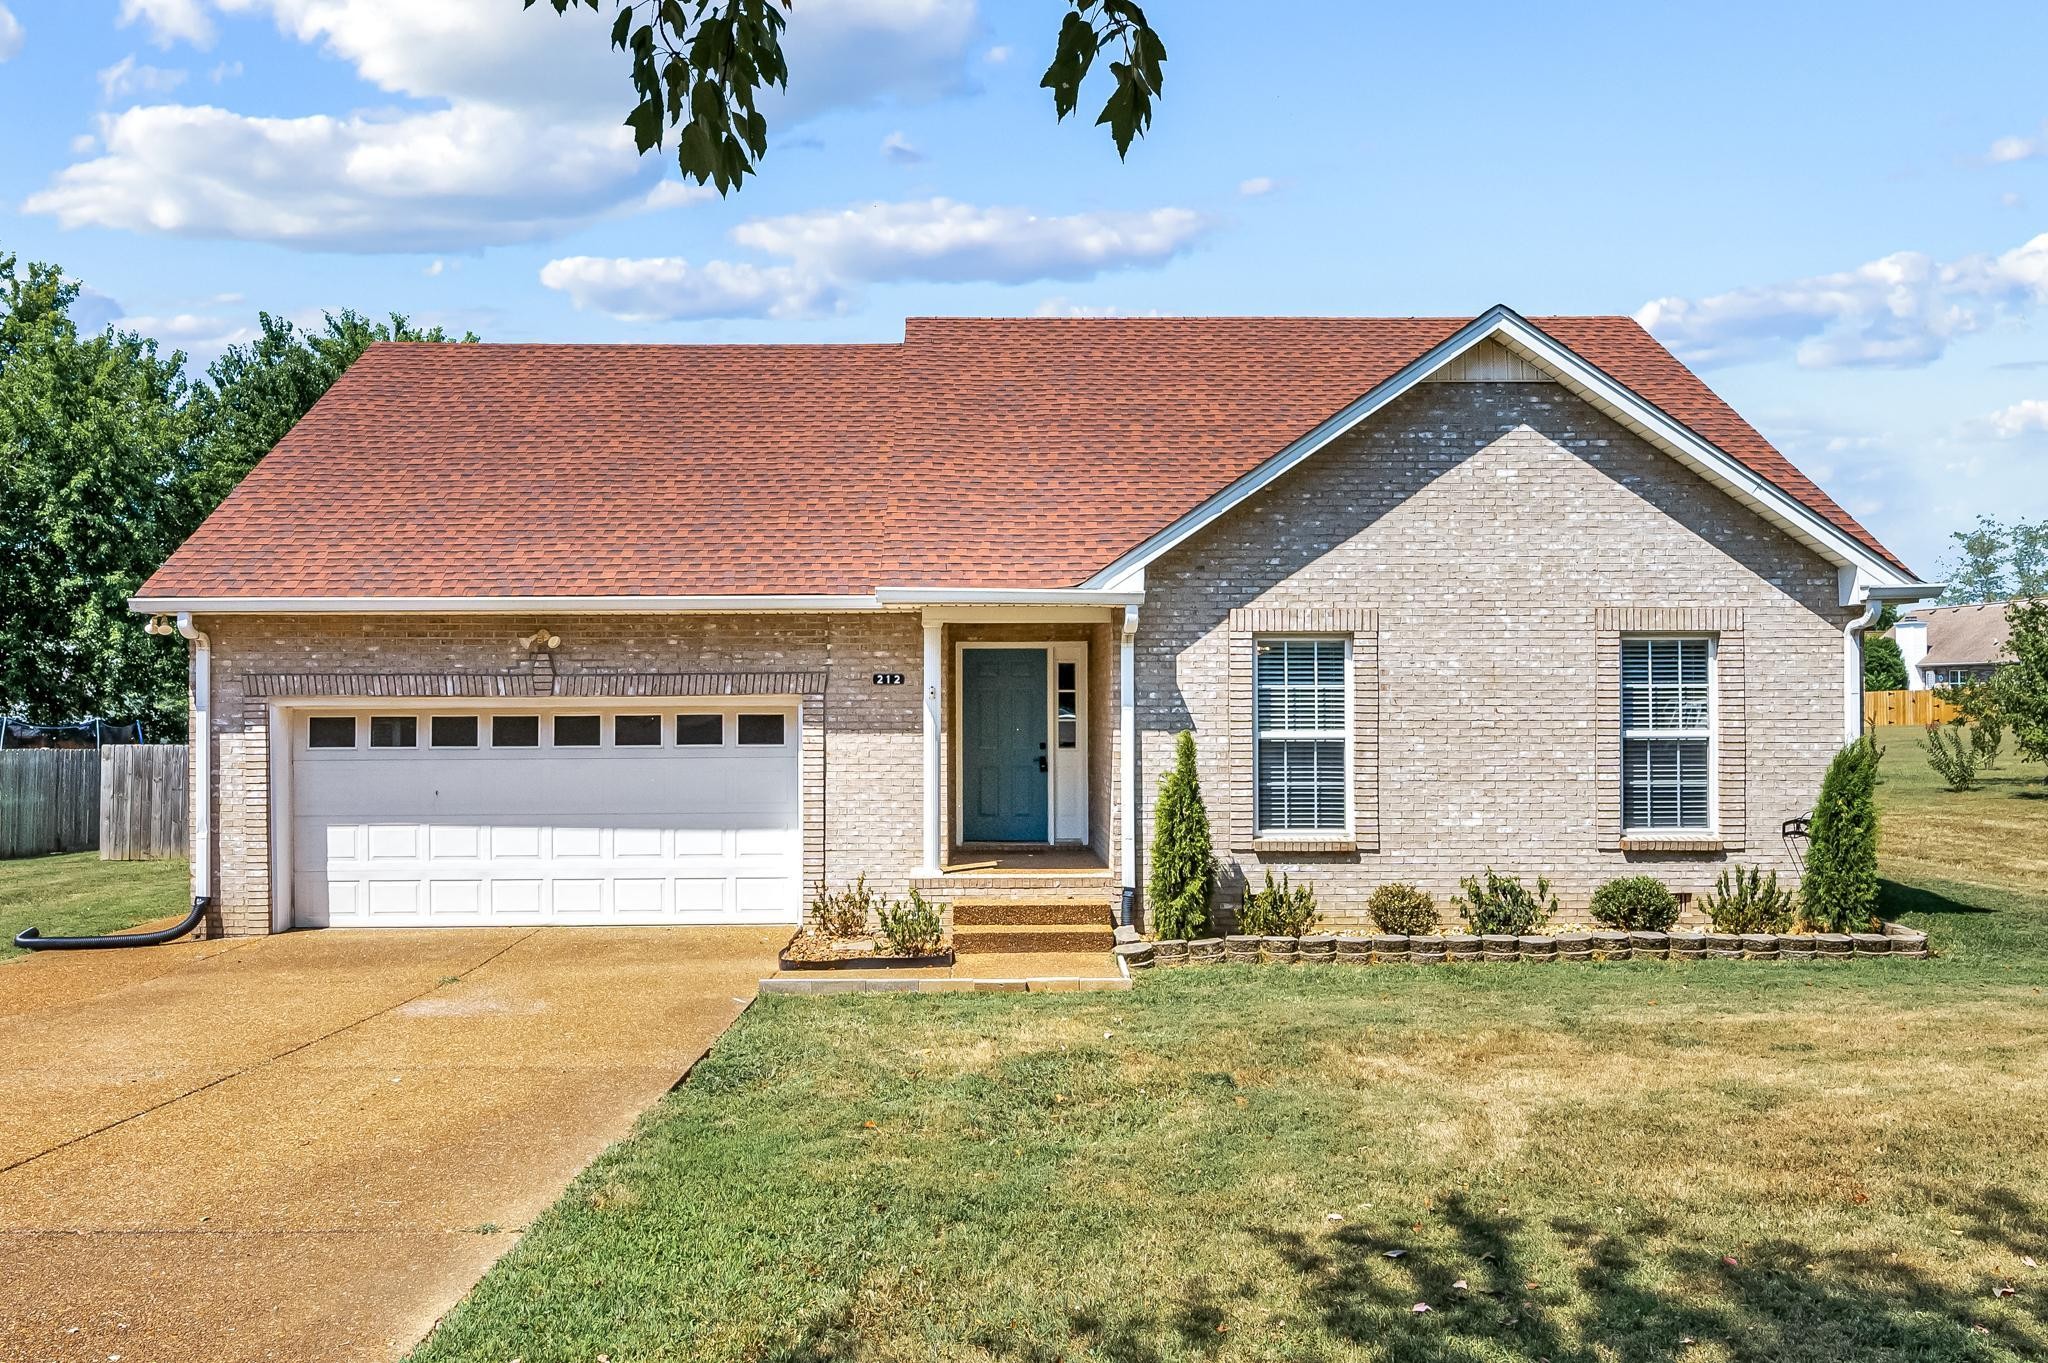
(1802, 738), (1882, 931)
(1589, 875), (1680, 932)
(1366, 882), (1438, 935)
(1862, 633), (1907, 692)
(809, 873), (883, 938)
(1456, 869), (1558, 936)
(0, 244), (476, 740)
(1236, 868), (1319, 937)
(1701, 865), (1797, 933)
(1970, 711), (2004, 767)
(1936, 514), (2047, 603)
(1919, 722), (1980, 792)
(1146, 730), (1214, 939)
(1954, 598), (2048, 774)
(876, 889), (945, 957)
(534, 0), (1165, 194)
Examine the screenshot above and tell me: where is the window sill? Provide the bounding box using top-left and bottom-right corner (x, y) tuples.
(1251, 836), (1357, 855)
(1619, 834), (1725, 854)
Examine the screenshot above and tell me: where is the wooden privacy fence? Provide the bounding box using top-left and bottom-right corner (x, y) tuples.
(1865, 689), (1962, 728)
(0, 749), (101, 858)
(99, 744), (189, 860)
(0, 745), (189, 859)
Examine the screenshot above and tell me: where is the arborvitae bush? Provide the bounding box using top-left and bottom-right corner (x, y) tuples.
(1802, 737), (1881, 932)
(1702, 865), (1796, 933)
(1589, 875), (1680, 931)
(1147, 731), (1215, 939)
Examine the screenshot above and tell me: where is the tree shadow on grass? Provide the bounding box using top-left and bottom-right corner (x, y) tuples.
(1883, 878), (1995, 917)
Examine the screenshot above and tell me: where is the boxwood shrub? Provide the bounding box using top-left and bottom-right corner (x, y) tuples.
(1589, 875), (1680, 932)
(1367, 882), (1438, 935)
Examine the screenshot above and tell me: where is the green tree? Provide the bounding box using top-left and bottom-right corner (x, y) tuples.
(1863, 633), (1907, 692)
(1956, 598), (2048, 776)
(1937, 515), (2048, 603)
(531, 0), (1165, 194)
(1146, 730), (1214, 939)
(1, 253), (195, 738)
(1800, 738), (1882, 932)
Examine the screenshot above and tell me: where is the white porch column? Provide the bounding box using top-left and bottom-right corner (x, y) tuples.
(919, 618), (943, 875)
(1119, 605), (1140, 890)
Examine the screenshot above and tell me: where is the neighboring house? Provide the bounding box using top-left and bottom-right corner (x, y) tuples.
(1894, 602), (2014, 690)
(132, 307), (1929, 938)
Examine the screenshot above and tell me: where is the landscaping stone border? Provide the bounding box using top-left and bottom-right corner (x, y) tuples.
(1112, 920), (1931, 970)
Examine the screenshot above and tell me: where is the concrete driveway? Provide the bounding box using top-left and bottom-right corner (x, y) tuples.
(0, 925), (784, 1363)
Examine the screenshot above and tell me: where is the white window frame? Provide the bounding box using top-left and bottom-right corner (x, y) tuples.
(1252, 635), (1353, 838)
(1619, 634), (1718, 836)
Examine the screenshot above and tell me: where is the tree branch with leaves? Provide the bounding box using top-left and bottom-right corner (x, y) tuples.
(529, 0), (1166, 194)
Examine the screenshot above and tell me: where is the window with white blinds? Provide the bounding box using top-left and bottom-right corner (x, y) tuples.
(1621, 636), (1714, 831)
(1255, 638), (1349, 833)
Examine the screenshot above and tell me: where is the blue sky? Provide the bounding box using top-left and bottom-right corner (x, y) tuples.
(2, 0), (2046, 579)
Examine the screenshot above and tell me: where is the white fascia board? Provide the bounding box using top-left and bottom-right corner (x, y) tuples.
(873, 587), (1146, 607)
(1085, 305), (1924, 594)
(129, 593), (889, 615)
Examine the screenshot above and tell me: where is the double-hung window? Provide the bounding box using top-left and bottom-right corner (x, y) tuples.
(1621, 636), (1714, 832)
(1254, 638), (1349, 834)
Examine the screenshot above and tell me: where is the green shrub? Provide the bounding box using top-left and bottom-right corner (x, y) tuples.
(1702, 865), (1796, 933)
(1146, 731), (1215, 939)
(1862, 632), (1907, 691)
(1589, 875), (1680, 931)
(810, 873), (883, 938)
(1970, 714), (2005, 768)
(876, 889), (945, 956)
(1238, 868), (1320, 936)
(1802, 737), (1881, 932)
(1919, 722), (1979, 792)
(1367, 882), (1438, 935)
(1456, 869), (1558, 936)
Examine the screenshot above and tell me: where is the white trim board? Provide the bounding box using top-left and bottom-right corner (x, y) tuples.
(1082, 305), (1925, 595)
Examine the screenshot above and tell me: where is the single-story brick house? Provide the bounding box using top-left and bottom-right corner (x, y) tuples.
(134, 307), (1929, 938)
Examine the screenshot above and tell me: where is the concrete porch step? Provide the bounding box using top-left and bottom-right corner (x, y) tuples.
(952, 899), (1117, 927)
(954, 921), (1117, 955)
(912, 872), (1119, 895)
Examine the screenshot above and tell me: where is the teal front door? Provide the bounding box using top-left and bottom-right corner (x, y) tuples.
(962, 648), (1048, 842)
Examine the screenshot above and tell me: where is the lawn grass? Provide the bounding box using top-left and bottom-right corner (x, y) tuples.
(411, 736), (2048, 1363)
(0, 852), (189, 961)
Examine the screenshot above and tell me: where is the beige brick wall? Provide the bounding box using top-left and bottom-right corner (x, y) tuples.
(1134, 380), (1855, 932)
(193, 612), (925, 935)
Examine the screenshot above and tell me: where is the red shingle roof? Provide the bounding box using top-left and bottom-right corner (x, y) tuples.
(139, 315), (1908, 600)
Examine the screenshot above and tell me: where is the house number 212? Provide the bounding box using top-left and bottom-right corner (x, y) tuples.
(872, 672), (905, 686)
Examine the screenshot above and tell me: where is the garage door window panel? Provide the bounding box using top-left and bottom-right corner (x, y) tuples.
(431, 715), (478, 748)
(553, 714), (601, 747)
(492, 714), (539, 747)
(675, 713), (723, 746)
(369, 716), (417, 749)
(738, 713), (786, 746)
(308, 716), (357, 749)
(614, 714), (662, 747)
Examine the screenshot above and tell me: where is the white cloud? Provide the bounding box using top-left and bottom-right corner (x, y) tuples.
(423, 258), (445, 277)
(1988, 124), (2046, 164)
(70, 133), (97, 155)
(539, 256), (838, 322)
(1637, 231), (2048, 369)
(732, 197), (1207, 285)
(983, 44), (1010, 64)
(640, 179), (718, 211)
(27, 103), (641, 252)
(209, 59), (243, 82)
(0, 4), (22, 64)
(1031, 297), (1168, 318)
(119, 0), (216, 49)
(2002, 191), (2026, 209)
(99, 56), (189, 102)
(881, 130), (925, 164)
(1985, 398), (2048, 439)
(115, 310), (257, 362)
(32, 0), (983, 252)
(1237, 176), (1277, 197)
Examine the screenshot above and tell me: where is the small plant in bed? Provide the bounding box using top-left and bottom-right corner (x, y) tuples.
(1589, 875), (1680, 931)
(782, 877), (952, 968)
(1702, 865), (1796, 934)
(1367, 881), (1438, 934)
(1457, 869), (1558, 935)
(1237, 869), (1320, 936)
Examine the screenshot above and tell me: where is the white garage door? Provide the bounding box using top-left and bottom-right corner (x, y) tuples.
(289, 705), (800, 928)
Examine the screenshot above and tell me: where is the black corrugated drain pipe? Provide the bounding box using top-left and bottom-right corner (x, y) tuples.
(14, 896), (211, 951)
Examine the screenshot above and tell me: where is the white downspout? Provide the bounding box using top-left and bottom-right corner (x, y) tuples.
(177, 613), (211, 906)
(1119, 604), (1141, 892)
(1842, 599), (1881, 744)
